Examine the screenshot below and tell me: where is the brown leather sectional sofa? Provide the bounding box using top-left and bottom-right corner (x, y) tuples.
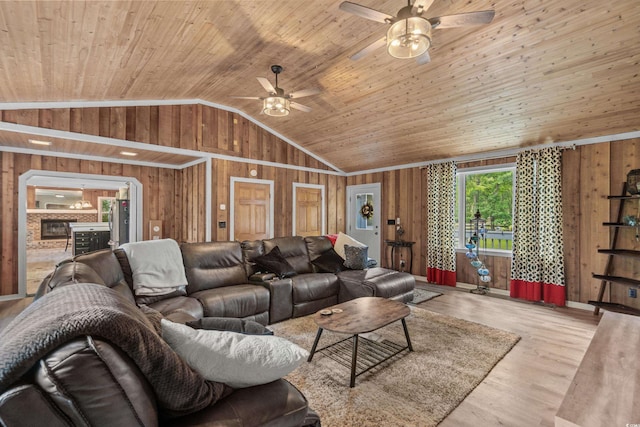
(0, 235), (414, 426)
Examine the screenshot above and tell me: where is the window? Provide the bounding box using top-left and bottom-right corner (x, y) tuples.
(355, 193), (374, 230)
(98, 197), (116, 222)
(455, 165), (515, 253)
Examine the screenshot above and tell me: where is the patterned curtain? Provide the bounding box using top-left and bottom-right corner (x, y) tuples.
(510, 147), (566, 306)
(426, 162), (457, 286)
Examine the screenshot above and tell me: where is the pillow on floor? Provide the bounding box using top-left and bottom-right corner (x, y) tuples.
(333, 232), (366, 259)
(161, 319), (308, 388)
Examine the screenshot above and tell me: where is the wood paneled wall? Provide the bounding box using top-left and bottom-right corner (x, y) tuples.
(0, 105), (341, 295)
(210, 159), (345, 241)
(346, 168), (426, 275)
(2, 103), (638, 306)
(0, 106), (332, 170)
(0, 152), (182, 295)
(348, 139), (640, 307)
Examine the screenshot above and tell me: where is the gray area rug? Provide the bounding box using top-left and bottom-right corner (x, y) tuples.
(270, 306), (520, 427)
(410, 288), (442, 305)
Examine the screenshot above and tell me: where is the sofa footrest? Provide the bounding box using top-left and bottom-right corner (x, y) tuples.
(337, 268), (415, 303)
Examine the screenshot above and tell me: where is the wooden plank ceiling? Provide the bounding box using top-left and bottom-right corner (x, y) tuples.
(0, 0), (638, 172)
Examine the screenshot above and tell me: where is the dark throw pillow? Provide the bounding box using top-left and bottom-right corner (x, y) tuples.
(343, 244), (369, 270)
(187, 317), (273, 335)
(253, 246), (297, 278)
(312, 248), (347, 273)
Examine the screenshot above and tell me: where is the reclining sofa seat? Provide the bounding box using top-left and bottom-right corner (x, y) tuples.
(242, 236), (340, 323)
(243, 235), (415, 324)
(305, 235), (415, 304)
(180, 241), (270, 325)
(11, 248), (312, 427)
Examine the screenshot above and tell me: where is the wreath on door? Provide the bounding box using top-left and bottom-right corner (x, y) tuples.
(360, 202), (374, 219)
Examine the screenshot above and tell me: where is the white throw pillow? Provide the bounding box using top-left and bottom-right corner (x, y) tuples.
(333, 232), (367, 259)
(161, 319), (309, 388)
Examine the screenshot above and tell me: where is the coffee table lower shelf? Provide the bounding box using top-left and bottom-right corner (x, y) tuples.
(307, 322), (412, 388)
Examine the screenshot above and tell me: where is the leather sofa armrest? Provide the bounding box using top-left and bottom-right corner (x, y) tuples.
(249, 272), (277, 282)
(262, 278), (293, 323)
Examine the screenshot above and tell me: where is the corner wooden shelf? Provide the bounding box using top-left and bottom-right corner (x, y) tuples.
(603, 222), (634, 227)
(586, 301), (640, 316)
(607, 194), (640, 199)
(590, 183), (640, 316)
(597, 249), (640, 259)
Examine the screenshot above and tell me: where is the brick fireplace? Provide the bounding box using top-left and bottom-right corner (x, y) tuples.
(27, 211), (98, 249)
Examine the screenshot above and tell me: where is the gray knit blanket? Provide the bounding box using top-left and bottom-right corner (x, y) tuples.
(0, 283), (227, 418)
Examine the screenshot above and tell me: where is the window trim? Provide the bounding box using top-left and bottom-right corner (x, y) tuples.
(456, 163), (516, 257)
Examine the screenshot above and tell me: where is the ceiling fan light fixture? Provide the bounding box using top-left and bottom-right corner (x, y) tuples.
(263, 96), (290, 117)
(387, 16), (431, 59)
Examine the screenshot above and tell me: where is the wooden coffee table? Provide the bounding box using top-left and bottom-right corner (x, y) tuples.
(307, 297), (413, 387)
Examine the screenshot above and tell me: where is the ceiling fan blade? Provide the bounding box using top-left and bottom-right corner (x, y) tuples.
(350, 36), (387, 61)
(290, 102), (312, 113)
(287, 88), (320, 99)
(430, 10), (495, 29)
(415, 50), (431, 65)
(230, 96), (262, 100)
(257, 77), (276, 94)
(339, 1), (393, 24)
(412, 0), (435, 15)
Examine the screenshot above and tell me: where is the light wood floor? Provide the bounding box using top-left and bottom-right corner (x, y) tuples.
(0, 284), (600, 427)
(423, 284), (600, 427)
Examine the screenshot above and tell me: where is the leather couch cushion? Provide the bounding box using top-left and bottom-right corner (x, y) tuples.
(51, 261), (105, 286)
(187, 317), (273, 335)
(337, 268), (415, 301)
(73, 249), (126, 289)
(264, 237), (313, 274)
(304, 236), (334, 261)
(148, 295), (204, 322)
(0, 383), (70, 427)
(181, 242), (249, 293)
(291, 273), (339, 304)
(162, 379), (309, 427)
(191, 284), (269, 320)
(33, 337), (158, 427)
(241, 239), (265, 277)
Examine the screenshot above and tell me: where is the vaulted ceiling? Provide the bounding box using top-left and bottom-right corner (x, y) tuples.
(0, 0), (638, 172)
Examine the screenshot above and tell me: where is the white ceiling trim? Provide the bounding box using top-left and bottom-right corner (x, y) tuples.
(345, 130), (640, 176)
(0, 98), (343, 174)
(0, 145), (184, 169)
(197, 100), (343, 174)
(0, 121), (345, 176)
(1, 100), (637, 177)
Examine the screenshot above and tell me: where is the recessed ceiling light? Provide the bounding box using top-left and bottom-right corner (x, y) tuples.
(29, 139), (52, 146)
(120, 151), (138, 156)
(55, 194), (64, 198)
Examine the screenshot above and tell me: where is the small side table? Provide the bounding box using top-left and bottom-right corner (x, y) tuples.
(384, 240), (415, 272)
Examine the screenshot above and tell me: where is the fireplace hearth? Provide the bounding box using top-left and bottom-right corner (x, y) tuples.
(41, 219), (76, 240)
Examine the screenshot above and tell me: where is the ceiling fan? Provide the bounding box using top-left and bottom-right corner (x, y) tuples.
(231, 65), (320, 117)
(339, 0), (495, 64)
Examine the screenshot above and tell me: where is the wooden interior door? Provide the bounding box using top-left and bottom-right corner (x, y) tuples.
(295, 186), (323, 236)
(233, 180), (271, 241)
